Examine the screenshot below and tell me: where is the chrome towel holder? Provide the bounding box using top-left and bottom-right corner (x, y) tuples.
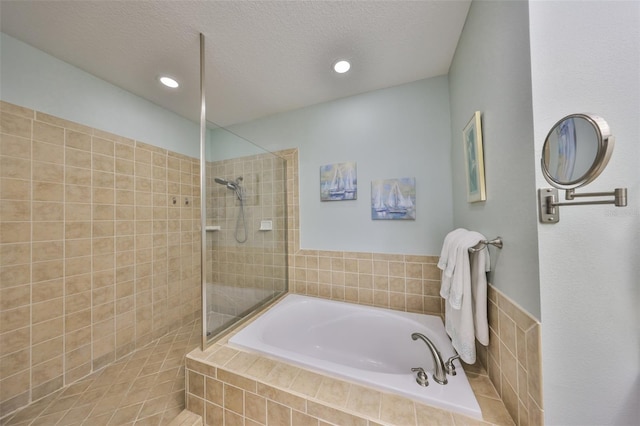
(469, 237), (503, 253)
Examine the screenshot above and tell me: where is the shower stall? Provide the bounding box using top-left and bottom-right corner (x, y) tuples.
(201, 122), (288, 344)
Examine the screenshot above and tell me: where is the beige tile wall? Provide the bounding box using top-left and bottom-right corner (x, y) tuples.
(279, 148), (444, 317)
(205, 152), (288, 294)
(290, 250), (444, 316)
(0, 101), (201, 418)
(477, 286), (544, 425)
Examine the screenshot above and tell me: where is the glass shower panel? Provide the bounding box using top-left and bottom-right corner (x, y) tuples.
(204, 123), (287, 342)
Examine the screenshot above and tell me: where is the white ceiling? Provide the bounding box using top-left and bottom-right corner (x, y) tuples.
(0, 0), (471, 127)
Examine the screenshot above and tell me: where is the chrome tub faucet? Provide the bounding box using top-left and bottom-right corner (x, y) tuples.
(411, 332), (461, 385)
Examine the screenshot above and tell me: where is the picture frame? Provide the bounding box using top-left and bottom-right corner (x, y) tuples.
(320, 161), (357, 201)
(371, 177), (416, 220)
(462, 111), (486, 202)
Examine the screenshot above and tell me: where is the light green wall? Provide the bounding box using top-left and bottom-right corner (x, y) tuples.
(448, 0), (540, 319)
(206, 125), (266, 162)
(221, 77), (454, 255)
(0, 33), (200, 158)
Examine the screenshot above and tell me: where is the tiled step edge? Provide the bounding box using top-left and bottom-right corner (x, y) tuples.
(168, 409), (203, 426)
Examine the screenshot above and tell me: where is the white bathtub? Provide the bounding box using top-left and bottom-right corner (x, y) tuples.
(229, 294), (482, 419)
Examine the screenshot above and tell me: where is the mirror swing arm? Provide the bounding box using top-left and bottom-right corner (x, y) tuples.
(538, 113), (628, 224)
(538, 187), (627, 223)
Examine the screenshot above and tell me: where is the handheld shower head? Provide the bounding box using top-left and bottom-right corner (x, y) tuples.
(214, 177), (238, 190)
(213, 176), (247, 243)
(214, 177), (244, 200)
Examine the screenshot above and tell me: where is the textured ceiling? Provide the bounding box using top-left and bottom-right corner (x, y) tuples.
(0, 0), (471, 127)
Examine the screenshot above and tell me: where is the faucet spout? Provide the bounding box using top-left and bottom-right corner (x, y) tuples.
(411, 332), (447, 385)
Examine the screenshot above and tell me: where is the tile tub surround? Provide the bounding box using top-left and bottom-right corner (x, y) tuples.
(285, 252), (543, 426)
(476, 286), (544, 426)
(185, 307), (516, 426)
(0, 101), (201, 418)
(290, 251), (444, 317)
(280, 149), (542, 425)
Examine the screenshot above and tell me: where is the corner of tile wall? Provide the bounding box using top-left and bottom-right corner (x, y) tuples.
(483, 284), (544, 426)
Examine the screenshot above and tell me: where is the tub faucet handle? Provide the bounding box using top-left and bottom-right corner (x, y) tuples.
(445, 354), (460, 376)
(411, 367), (429, 387)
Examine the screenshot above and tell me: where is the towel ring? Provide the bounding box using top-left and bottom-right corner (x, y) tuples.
(469, 237), (503, 253)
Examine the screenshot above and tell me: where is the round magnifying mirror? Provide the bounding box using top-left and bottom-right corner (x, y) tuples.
(541, 113), (615, 190)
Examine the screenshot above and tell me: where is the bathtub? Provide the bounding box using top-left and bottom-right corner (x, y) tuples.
(229, 294), (482, 419)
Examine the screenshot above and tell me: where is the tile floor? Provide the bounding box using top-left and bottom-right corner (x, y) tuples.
(1, 321), (200, 426)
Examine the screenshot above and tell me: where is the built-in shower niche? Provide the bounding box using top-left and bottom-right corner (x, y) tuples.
(204, 124), (288, 342)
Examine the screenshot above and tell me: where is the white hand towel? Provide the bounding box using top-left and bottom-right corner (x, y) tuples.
(443, 231), (491, 363)
(438, 228), (468, 300)
(444, 254), (475, 362)
(447, 231), (485, 309)
(437, 228), (468, 276)
(470, 248), (490, 346)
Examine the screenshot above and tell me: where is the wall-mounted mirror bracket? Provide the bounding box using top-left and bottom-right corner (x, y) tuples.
(538, 113), (629, 224)
(538, 187), (627, 223)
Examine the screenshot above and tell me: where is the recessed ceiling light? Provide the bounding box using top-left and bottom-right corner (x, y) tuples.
(333, 60), (351, 74)
(159, 76), (179, 88)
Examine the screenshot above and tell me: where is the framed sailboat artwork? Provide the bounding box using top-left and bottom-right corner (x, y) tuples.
(320, 162), (357, 201)
(371, 177), (416, 220)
